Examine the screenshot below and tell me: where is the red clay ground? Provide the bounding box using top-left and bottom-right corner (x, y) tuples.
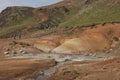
(33, 23), (120, 54)
(0, 23), (120, 80)
(48, 57), (120, 80)
(0, 23), (120, 56)
(0, 59), (56, 80)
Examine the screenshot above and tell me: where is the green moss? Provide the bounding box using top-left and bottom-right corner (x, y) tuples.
(6, 17), (35, 27)
(0, 17), (36, 37)
(59, 1), (120, 27)
(1, 0), (120, 38)
(112, 36), (119, 41)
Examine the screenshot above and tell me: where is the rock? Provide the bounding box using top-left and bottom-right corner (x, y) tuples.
(84, 54), (90, 56)
(12, 51), (17, 54)
(109, 49), (113, 51)
(48, 56), (51, 58)
(106, 50), (110, 53)
(4, 51), (9, 55)
(64, 58), (71, 62)
(22, 51), (27, 54)
(92, 54), (96, 57)
(89, 53), (93, 56)
(6, 48), (10, 51)
(19, 50), (23, 53)
(59, 55), (64, 58)
(39, 71), (44, 75)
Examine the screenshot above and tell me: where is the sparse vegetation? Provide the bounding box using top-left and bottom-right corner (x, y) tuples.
(60, 0), (120, 27)
(112, 36), (119, 41)
(0, 0), (120, 38)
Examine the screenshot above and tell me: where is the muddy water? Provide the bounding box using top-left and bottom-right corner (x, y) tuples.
(36, 61), (72, 80)
(10, 53), (114, 80)
(10, 53), (113, 62)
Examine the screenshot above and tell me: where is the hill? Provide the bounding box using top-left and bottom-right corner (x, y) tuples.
(0, 0), (120, 38)
(60, 0), (120, 27)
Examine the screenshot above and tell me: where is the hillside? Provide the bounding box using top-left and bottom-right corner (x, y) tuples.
(60, 0), (120, 27)
(0, 1), (120, 80)
(0, 0), (120, 38)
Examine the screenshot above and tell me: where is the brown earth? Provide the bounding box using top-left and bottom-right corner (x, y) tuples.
(48, 57), (120, 80)
(34, 23), (120, 54)
(0, 39), (43, 58)
(0, 23), (120, 56)
(0, 0), (120, 80)
(0, 59), (56, 80)
(0, 23), (120, 80)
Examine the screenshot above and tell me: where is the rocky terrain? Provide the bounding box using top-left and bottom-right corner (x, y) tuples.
(0, 0), (120, 80)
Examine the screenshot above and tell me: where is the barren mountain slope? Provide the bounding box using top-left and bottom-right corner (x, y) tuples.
(0, 0), (120, 38)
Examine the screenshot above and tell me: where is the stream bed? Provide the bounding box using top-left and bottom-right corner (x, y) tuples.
(9, 53), (115, 80)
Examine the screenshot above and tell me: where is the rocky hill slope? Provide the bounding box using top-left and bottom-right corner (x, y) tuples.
(0, 0), (120, 38)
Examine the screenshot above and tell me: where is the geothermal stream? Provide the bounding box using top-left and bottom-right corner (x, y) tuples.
(10, 53), (114, 80)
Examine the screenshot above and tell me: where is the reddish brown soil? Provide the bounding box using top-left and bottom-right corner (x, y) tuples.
(0, 59), (56, 80)
(0, 23), (120, 80)
(48, 57), (120, 80)
(48, 23), (120, 53)
(0, 23), (120, 55)
(0, 39), (42, 58)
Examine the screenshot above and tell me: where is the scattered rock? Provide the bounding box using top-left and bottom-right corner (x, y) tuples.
(59, 55), (64, 58)
(84, 54), (90, 56)
(12, 51), (17, 54)
(64, 58), (71, 62)
(48, 56), (51, 58)
(92, 53), (97, 57)
(109, 49), (113, 51)
(22, 51), (27, 54)
(89, 53), (93, 56)
(19, 49), (23, 53)
(106, 51), (109, 53)
(6, 48), (10, 51)
(4, 51), (9, 55)
(39, 71), (44, 76)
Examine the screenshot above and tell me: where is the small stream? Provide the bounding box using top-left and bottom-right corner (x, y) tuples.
(36, 61), (72, 80)
(9, 53), (114, 80)
(10, 53), (112, 62)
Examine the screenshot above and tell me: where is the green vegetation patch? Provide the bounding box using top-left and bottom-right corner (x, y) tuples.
(59, 0), (120, 27)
